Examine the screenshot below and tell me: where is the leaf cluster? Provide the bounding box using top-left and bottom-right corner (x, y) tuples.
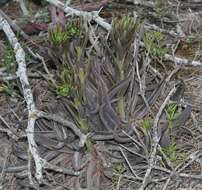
(48, 22), (80, 46)
(144, 31), (168, 59)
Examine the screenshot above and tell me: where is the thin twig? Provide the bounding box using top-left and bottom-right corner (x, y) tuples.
(162, 177), (171, 190)
(35, 53), (57, 87)
(119, 147), (140, 179)
(0, 114), (19, 140)
(0, 148), (9, 187)
(36, 111), (87, 148)
(139, 86), (176, 190)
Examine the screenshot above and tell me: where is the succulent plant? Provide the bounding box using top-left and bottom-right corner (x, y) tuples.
(47, 18), (168, 153)
(110, 16), (137, 61)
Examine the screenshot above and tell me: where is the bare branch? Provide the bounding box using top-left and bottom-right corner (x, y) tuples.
(164, 54), (202, 66)
(139, 86), (176, 190)
(15, 0), (29, 16)
(0, 14), (44, 181)
(45, 0), (111, 31)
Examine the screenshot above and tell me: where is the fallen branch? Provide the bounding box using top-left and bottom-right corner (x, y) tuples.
(45, 0), (111, 31)
(144, 24), (185, 38)
(16, 0), (29, 16)
(139, 86), (176, 190)
(0, 14), (44, 181)
(164, 54), (202, 66)
(0, 10), (29, 40)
